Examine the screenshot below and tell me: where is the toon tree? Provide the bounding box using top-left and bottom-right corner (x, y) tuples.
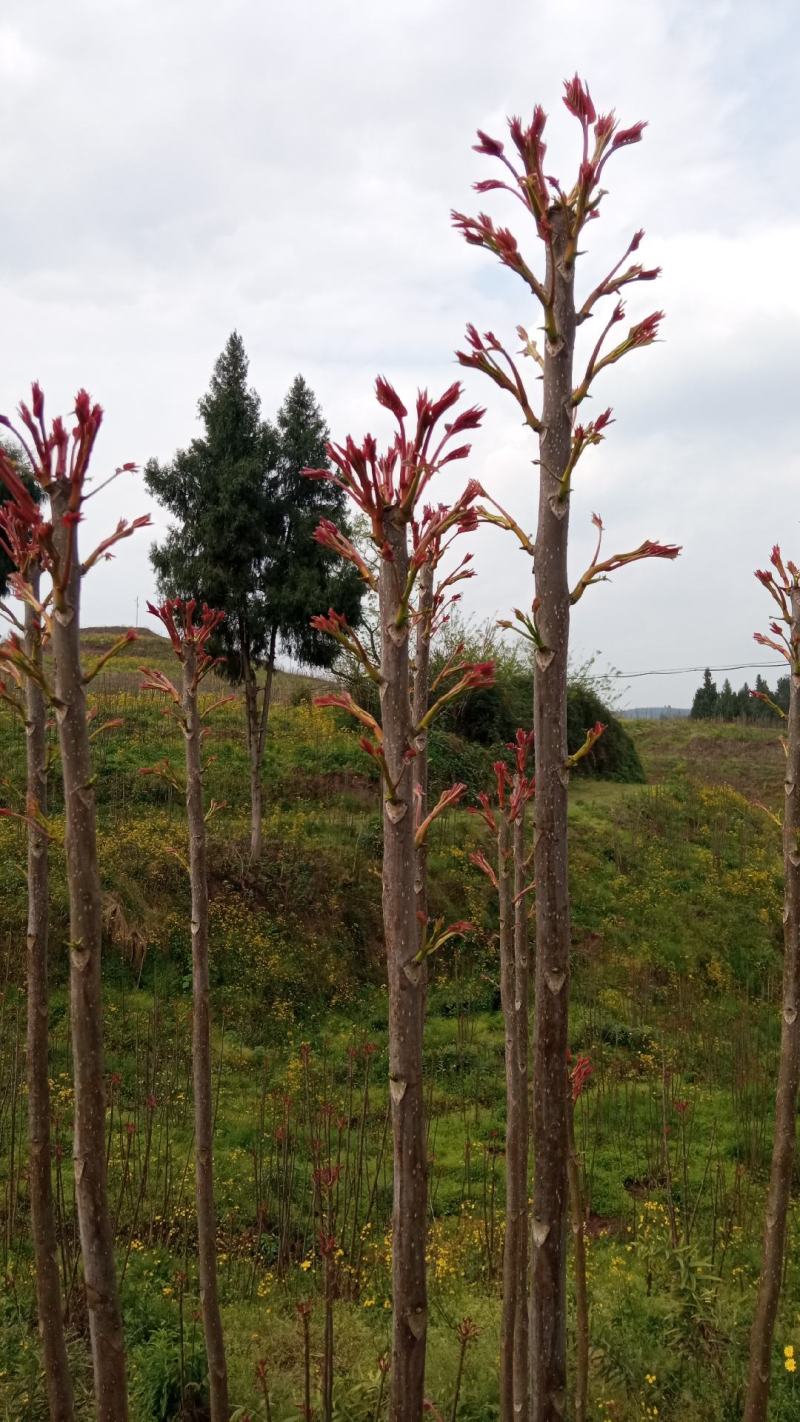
(0, 385), (149, 1420)
(305, 377), (490, 1420)
(452, 78), (679, 1420)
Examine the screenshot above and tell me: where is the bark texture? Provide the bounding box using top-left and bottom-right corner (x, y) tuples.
(500, 800), (531, 1422)
(744, 584), (800, 1422)
(412, 560), (433, 984)
(381, 510), (428, 1420)
(511, 803), (531, 1422)
(242, 627), (276, 864)
(530, 210), (576, 1422)
(182, 643), (229, 1422)
(499, 814), (516, 1422)
(25, 571), (75, 1422)
(49, 487), (128, 1420)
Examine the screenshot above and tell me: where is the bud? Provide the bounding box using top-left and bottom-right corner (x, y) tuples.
(473, 129), (505, 157)
(563, 74), (596, 125)
(375, 376), (408, 421)
(612, 121), (647, 149)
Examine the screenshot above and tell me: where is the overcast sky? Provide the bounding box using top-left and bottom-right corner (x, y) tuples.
(2, 0), (798, 707)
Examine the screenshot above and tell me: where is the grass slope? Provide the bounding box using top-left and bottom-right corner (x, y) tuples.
(0, 635), (795, 1420)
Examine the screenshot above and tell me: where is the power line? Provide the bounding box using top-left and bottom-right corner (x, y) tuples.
(607, 660), (785, 680)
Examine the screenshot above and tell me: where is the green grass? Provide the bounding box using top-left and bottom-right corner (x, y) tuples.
(631, 715), (785, 807)
(0, 640), (798, 1418)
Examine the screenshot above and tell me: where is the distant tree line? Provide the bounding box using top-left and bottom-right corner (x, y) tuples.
(690, 667), (789, 721)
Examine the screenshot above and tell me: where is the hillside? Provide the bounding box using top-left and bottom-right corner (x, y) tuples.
(0, 639), (795, 1420)
(631, 715), (785, 807)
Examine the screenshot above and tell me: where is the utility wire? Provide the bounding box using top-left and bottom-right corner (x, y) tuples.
(606, 660), (785, 680)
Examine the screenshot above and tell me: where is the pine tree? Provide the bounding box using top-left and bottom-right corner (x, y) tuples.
(146, 338), (364, 860)
(269, 375), (365, 668)
(718, 677), (737, 720)
(690, 668), (718, 720)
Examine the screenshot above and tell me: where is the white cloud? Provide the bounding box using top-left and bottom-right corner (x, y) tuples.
(0, 0), (797, 706)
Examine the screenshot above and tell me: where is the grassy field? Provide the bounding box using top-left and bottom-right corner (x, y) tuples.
(631, 715), (785, 808)
(0, 639), (796, 1420)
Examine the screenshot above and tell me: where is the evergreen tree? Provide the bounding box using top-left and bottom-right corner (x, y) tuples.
(690, 668), (718, 720)
(145, 335), (364, 860)
(268, 374), (365, 668)
(718, 677), (737, 720)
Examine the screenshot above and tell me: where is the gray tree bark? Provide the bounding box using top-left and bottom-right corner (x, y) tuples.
(412, 560), (434, 991)
(182, 642), (229, 1421)
(500, 794), (531, 1422)
(512, 802), (531, 1422)
(530, 208), (576, 1422)
(242, 625), (276, 866)
(25, 568), (75, 1422)
(380, 510), (428, 1420)
(744, 583), (800, 1421)
(49, 486), (128, 1421)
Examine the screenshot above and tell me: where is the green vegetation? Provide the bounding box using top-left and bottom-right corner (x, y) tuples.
(690, 666), (788, 723)
(0, 640), (797, 1419)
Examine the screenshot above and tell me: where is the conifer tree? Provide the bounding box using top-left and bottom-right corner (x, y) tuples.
(718, 677), (737, 720)
(146, 339), (363, 861)
(690, 668), (718, 720)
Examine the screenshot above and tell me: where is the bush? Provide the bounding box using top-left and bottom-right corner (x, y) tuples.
(130, 1327), (208, 1422)
(567, 684), (645, 783)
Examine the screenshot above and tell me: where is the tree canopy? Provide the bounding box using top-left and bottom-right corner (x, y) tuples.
(145, 334), (365, 680)
(690, 667), (788, 721)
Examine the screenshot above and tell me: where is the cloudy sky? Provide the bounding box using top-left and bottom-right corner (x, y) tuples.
(2, 0), (798, 707)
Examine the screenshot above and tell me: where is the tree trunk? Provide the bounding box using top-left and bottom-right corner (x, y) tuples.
(744, 583), (800, 1421)
(412, 561), (434, 994)
(244, 668), (263, 864)
(499, 812), (516, 1422)
(49, 488), (128, 1421)
(25, 569), (75, 1422)
(512, 801), (531, 1422)
(501, 796), (531, 1422)
(530, 209), (576, 1422)
(381, 509), (428, 1420)
(244, 628), (277, 865)
(182, 643), (229, 1422)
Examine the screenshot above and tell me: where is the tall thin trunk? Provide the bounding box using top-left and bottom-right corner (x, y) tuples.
(182, 643), (229, 1422)
(25, 569), (75, 1422)
(412, 561), (433, 983)
(530, 209), (576, 1422)
(244, 668), (263, 864)
(501, 795), (531, 1422)
(381, 509), (428, 1420)
(512, 801), (530, 1422)
(49, 486), (127, 1421)
(499, 812), (516, 1422)
(243, 627), (277, 864)
(744, 583), (800, 1421)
